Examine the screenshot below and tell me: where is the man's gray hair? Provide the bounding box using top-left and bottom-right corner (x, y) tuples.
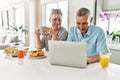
(50, 8), (62, 19)
(76, 8), (90, 17)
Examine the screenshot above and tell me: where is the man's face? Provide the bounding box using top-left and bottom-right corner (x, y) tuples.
(76, 15), (91, 35)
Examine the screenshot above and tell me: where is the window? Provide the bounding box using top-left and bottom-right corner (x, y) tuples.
(0, 13), (2, 30)
(15, 7), (24, 28)
(109, 13), (120, 33)
(96, 11), (120, 35)
(1, 10), (9, 30)
(96, 11), (120, 45)
(13, 5), (25, 43)
(44, 0), (68, 29)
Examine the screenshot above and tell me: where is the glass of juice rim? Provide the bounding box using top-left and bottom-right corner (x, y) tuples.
(100, 52), (111, 56)
(100, 52), (111, 69)
(18, 50), (24, 58)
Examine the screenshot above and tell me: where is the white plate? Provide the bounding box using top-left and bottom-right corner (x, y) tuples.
(4, 52), (18, 57)
(4, 52), (26, 57)
(27, 55), (47, 59)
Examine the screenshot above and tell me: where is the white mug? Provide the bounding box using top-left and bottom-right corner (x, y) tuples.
(40, 26), (50, 35)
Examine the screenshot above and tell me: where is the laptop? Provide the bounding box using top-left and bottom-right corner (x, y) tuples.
(48, 41), (88, 68)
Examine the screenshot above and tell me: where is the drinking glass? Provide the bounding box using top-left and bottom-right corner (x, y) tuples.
(18, 49), (24, 58)
(114, 37), (119, 46)
(100, 53), (110, 69)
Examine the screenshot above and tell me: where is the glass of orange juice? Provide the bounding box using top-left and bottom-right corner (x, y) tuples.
(100, 53), (110, 69)
(18, 49), (24, 58)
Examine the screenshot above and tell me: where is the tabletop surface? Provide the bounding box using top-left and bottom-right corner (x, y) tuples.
(0, 50), (120, 80)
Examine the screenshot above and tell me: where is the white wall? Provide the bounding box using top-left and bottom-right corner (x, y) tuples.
(36, 0), (42, 27)
(110, 49), (120, 65)
(24, 0), (30, 46)
(68, 0), (95, 28)
(24, 0), (42, 47)
(96, 0), (103, 25)
(103, 0), (120, 11)
(29, 0), (36, 48)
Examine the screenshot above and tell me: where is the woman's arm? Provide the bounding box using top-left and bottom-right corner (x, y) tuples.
(35, 29), (42, 49)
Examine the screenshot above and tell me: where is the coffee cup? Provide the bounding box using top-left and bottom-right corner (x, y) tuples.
(40, 26), (50, 35)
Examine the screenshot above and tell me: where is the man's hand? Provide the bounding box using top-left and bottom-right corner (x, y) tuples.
(87, 55), (100, 64)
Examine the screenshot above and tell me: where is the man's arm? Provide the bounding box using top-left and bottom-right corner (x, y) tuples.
(87, 55), (100, 64)
(96, 28), (109, 54)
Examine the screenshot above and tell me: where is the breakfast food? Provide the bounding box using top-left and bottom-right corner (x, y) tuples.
(29, 49), (44, 57)
(4, 47), (18, 54)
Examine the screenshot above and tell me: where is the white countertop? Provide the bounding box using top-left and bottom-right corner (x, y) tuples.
(0, 50), (120, 80)
(109, 45), (120, 50)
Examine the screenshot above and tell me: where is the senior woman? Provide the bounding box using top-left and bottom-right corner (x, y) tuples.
(35, 8), (68, 51)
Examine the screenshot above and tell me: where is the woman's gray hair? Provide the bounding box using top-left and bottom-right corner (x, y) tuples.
(49, 8), (62, 19)
(76, 8), (90, 17)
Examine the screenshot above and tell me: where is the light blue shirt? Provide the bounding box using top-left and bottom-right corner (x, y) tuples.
(67, 25), (109, 56)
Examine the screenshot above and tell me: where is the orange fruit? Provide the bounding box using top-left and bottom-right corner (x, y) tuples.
(29, 52), (38, 57)
(38, 51), (44, 56)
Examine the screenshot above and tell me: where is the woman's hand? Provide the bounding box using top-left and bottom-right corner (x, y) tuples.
(48, 28), (58, 40)
(49, 28), (56, 35)
(43, 27), (50, 34)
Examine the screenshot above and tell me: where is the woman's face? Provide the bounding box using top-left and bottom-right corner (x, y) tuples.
(50, 15), (62, 28)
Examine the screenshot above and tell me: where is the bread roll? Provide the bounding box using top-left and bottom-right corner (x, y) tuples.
(4, 47), (18, 54)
